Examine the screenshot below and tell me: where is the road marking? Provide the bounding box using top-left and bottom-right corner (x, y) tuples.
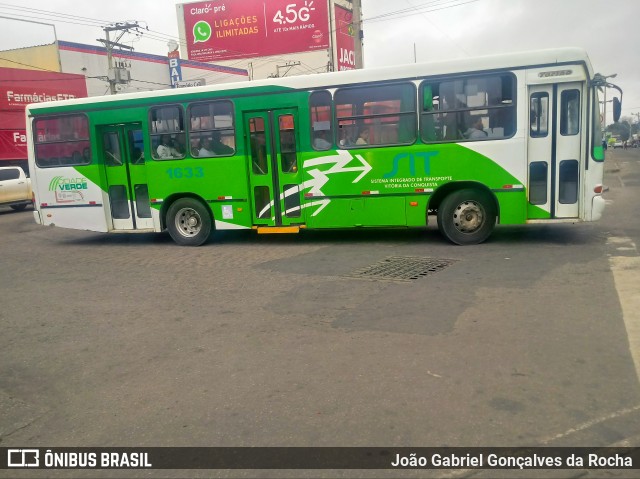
(608, 237), (640, 383)
(538, 404), (640, 445)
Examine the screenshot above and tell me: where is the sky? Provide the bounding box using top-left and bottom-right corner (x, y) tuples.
(0, 0), (637, 126)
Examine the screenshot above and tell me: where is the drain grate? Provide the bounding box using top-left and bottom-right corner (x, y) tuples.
(344, 256), (457, 283)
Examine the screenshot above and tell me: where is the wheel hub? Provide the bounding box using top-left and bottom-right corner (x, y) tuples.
(176, 208), (202, 237)
(453, 201), (484, 233)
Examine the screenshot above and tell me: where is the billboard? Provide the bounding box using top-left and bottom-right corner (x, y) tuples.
(182, 0), (330, 62)
(0, 67), (87, 161)
(334, 4), (355, 71)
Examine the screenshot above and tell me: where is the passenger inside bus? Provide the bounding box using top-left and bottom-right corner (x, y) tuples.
(356, 129), (369, 145)
(338, 125), (356, 147)
(157, 135), (181, 159)
(465, 117), (488, 139)
(198, 131), (234, 157)
(313, 129), (332, 150)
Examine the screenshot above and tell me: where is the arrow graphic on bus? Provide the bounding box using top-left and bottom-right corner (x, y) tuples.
(299, 150), (372, 216)
(258, 150), (372, 220)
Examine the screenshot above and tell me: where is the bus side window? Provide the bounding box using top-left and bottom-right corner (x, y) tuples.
(310, 90), (333, 151)
(335, 83), (416, 148)
(33, 115), (91, 168)
(420, 74), (515, 143)
(149, 106), (186, 160)
(420, 84), (439, 142)
(188, 100), (235, 158)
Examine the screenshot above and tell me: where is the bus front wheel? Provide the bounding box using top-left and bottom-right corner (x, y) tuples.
(166, 198), (212, 246)
(437, 189), (496, 245)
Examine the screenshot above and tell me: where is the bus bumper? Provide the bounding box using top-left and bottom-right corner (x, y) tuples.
(591, 195), (605, 221)
(33, 209), (42, 225)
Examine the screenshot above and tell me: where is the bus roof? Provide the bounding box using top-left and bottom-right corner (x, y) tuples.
(26, 47), (593, 114)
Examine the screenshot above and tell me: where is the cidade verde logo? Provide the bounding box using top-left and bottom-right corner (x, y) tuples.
(193, 21), (212, 43)
(49, 176), (88, 192)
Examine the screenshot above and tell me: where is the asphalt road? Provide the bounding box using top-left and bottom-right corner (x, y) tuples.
(0, 148), (639, 478)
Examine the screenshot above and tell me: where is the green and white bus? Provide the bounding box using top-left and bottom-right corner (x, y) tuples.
(26, 48), (614, 246)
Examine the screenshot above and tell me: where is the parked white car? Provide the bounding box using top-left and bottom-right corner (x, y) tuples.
(0, 166), (32, 211)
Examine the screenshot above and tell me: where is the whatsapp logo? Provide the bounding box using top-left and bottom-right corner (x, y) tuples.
(193, 21), (212, 43)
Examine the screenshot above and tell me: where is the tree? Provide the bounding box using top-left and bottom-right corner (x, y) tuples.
(606, 116), (636, 141)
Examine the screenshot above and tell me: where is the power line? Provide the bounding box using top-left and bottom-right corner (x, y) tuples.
(403, 0), (471, 57)
(0, 56), (60, 72)
(0, 2), (112, 26)
(365, 0), (482, 23)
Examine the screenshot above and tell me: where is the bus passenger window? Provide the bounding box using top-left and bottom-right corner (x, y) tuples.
(335, 83), (416, 148)
(420, 74), (515, 143)
(150, 106), (185, 160)
(310, 90), (333, 151)
(188, 101), (235, 158)
(34, 115), (90, 168)
(420, 85), (439, 141)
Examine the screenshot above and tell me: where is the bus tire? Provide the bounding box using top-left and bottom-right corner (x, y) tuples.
(437, 189), (496, 245)
(166, 198), (212, 246)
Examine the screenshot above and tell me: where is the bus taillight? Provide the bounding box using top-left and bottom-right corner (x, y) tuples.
(594, 185), (603, 194)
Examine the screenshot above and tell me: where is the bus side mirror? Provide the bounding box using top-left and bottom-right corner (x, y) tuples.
(613, 97), (621, 123)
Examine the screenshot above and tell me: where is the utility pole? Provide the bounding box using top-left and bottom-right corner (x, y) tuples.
(275, 61), (301, 78)
(630, 112), (640, 140)
(97, 22), (140, 94)
(352, 0), (363, 69)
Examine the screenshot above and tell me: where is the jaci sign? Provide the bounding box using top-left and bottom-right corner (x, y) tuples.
(334, 4), (355, 71)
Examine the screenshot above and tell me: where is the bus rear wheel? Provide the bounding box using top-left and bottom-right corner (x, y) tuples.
(166, 198), (212, 246)
(437, 189), (496, 245)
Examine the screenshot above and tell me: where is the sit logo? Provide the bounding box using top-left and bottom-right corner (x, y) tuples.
(384, 151), (438, 178)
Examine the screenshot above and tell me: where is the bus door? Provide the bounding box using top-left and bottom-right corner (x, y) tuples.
(98, 124), (154, 230)
(244, 109), (303, 228)
(528, 82), (583, 219)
